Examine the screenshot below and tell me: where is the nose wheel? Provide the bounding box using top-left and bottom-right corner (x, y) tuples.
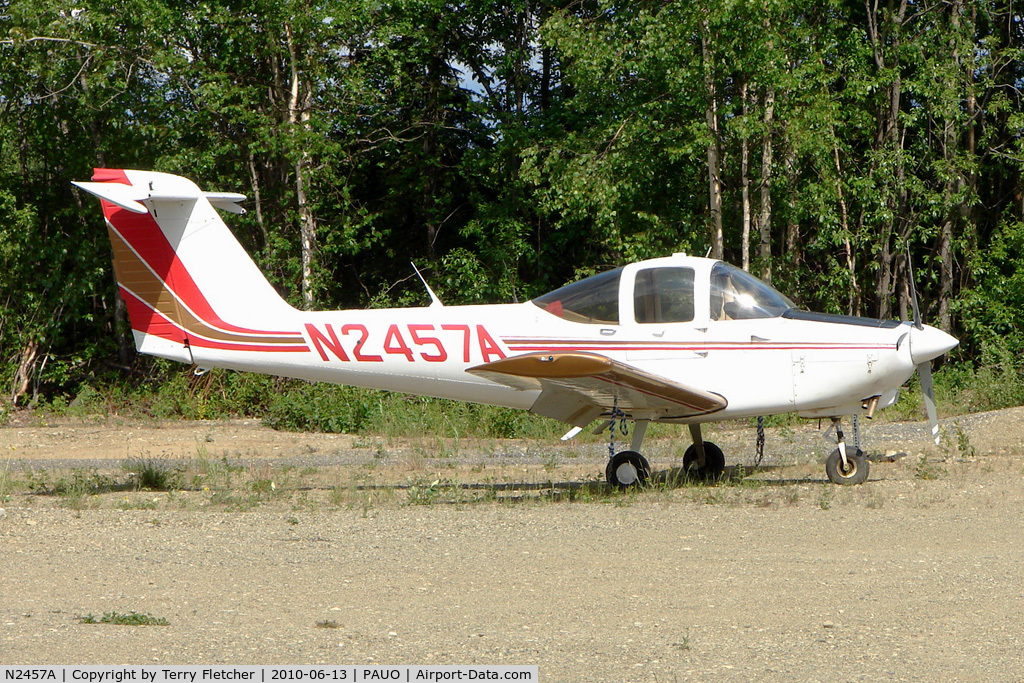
(826, 447), (869, 485)
(825, 417), (870, 485)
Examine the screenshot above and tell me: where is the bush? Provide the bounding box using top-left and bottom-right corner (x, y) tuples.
(264, 383), (378, 433)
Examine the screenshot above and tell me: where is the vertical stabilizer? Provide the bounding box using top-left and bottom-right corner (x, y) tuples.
(74, 169), (307, 363)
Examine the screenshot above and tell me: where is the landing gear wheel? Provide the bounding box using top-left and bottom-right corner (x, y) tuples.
(683, 442), (726, 480)
(605, 450), (651, 489)
(825, 448), (869, 485)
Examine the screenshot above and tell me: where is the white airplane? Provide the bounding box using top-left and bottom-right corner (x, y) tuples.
(73, 169), (958, 487)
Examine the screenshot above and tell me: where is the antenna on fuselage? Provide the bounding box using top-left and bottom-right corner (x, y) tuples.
(411, 262), (444, 308)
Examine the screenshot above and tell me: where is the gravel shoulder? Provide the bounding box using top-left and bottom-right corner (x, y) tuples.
(2, 409), (1024, 681)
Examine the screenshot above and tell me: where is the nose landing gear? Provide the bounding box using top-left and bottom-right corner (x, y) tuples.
(825, 417), (869, 485)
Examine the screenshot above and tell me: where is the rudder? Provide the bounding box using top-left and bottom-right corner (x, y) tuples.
(74, 169), (307, 363)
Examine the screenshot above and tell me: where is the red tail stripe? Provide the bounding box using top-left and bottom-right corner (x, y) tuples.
(94, 169), (300, 339)
(120, 288), (309, 353)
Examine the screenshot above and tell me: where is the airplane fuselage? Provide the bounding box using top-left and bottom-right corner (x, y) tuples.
(186, 300), (917, 424)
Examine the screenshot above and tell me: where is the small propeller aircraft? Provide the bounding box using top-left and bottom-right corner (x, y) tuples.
(73, 169), (958, 486)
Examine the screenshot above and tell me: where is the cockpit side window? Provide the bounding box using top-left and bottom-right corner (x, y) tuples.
(532, 267), (622, 324)
(709, 262), (794, 321)
(634, 268), (695, 323)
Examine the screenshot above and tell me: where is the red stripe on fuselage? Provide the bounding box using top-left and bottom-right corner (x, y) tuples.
(505, 342), (894, 353)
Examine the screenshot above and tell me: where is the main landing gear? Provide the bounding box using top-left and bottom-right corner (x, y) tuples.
(682, 424), (726, 480)
(604, 417), (651, 488)
(603, 415), (871, 488)
(606, 450), (650, 488)
(603, 417), (725, 488)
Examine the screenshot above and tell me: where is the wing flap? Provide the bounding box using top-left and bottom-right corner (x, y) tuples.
(468, 352), (727, 424)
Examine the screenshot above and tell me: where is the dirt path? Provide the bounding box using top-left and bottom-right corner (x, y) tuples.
(2, 410), (1024, 681)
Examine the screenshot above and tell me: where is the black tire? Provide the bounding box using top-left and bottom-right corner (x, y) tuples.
(825, 448), (869, 485)
(683, 442), (726, 480)
(605, 450), (651, 488)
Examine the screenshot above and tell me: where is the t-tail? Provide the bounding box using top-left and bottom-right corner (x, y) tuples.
(72, 169), (309, 366)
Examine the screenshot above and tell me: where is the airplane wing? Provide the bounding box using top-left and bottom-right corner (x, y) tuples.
(468, 351), (727, 427)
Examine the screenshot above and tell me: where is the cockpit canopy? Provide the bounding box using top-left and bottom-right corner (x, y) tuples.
(532, 267), (624, 324)
(532, 260), (794, 325)
(709, 262), (794, 320)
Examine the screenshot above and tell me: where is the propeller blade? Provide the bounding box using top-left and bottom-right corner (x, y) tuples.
(918, 360), (940, 445)
(906, 248), (923, 330)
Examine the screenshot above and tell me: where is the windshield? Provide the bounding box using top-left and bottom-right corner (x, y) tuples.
(532, 267), (622, 324)
(709, 262), (794, 321)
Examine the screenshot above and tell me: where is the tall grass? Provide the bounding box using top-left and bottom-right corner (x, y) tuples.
(38, 367), (566, 439)
(33, 359), (1024, 437)
(892, 360), (1024, 421)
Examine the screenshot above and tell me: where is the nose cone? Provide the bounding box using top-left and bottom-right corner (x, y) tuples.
(909, 324), (959, 365)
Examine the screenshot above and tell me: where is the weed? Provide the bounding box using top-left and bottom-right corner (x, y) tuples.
(407, 479), (447, 505)
(248, 471), (277, 497)
(205, 490), (260, 511)
(672, 631), (692, 651)
(915, 456), (947, 480)
(30, 469), (121, 509)
(818, 485), (833, 510)
(116, 498), (159, 511)
(122, 458), (183, 491)
(78, 611), (169, 626)
(316, 620), (342, 629)
(953, 422), (976, 458)
(543, 452), (559, 473)
(0, 458), (12, 502)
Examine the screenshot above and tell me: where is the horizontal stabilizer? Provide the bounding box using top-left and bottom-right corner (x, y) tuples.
(73, 181), (246, 214)
(72, 181), (148, 213)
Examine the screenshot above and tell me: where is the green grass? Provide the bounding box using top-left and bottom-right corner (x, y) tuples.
(78, 611), (169, 626)
(122, 458), (184, 491)
(315, 620), (342, 629)
(30, 359), (1023, 448)
(34, 368), (569, 440)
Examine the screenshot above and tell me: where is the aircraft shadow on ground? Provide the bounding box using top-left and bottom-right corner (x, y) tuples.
(355, 463), (827, 504)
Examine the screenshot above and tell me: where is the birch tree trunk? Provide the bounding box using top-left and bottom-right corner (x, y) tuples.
(740, 81), (751, 272)
(701, 18), (723, 259)
(286, 23), (317, 309)
(759, 86), (774, 283)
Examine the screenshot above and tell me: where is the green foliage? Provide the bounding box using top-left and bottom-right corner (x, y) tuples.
(122, 458), (184, 491)
(263, 383), (378, 434)
(0, 0), (1021, 411)
(78, 611), (169, 626)
(263, 381), (562, 439)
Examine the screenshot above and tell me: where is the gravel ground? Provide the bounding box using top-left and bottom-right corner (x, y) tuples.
(2, 409), (1024, 681)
